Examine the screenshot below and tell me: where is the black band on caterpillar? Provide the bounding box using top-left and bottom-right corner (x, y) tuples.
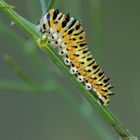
(39, 9), (114, 106)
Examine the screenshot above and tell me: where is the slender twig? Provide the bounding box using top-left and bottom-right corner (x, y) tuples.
(0, 0), (136, 139)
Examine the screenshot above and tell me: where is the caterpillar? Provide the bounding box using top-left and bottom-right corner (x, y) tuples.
(38, 9), (114, 106)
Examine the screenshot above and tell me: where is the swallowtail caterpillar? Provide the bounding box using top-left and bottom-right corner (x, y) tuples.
(38, 9), (114, 106)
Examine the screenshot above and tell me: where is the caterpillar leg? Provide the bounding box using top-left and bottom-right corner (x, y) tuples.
(37, 34), (48, 48)
(85, 83), (92, 90)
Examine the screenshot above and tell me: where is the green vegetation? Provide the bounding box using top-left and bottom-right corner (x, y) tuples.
(0, 0), (137, 140)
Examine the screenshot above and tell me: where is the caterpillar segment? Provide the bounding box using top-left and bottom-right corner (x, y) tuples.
(39, 9), (114, 106)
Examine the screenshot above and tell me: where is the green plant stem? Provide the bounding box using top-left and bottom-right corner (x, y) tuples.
(0, 0), (136, 139)
(0, 5), (14, 11)
(0, 0), (39, 39)
(46, 0), (55, 11)
(41, 44), (134, 140)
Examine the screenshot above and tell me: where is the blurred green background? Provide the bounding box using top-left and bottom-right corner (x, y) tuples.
(0, 0), (139, 140)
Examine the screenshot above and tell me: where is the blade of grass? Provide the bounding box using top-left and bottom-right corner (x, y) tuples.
(0, 0), (136, 139)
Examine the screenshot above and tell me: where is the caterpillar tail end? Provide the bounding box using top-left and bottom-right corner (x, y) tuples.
(98, 97), (110, 107)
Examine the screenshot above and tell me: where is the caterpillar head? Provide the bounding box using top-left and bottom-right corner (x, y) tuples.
(38, 12), (50, 34)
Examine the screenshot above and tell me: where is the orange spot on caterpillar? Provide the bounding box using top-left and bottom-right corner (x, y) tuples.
(94, 85), (99, 90)
(100, 90), (104, 95)
(81, 70), (87, 76)
(94, 85), (104, 95)
(50, 19), (54, 26)
(87, 77), (93, 83)
(74, 62), (81, 68)
(64, 39), (71, 44)
(68, 54), (75, 60)
(63, 32), (68, 37)
(56, 23), (62, 31)
(67, 46), (73, 51)
(50, 9), (55, 18)
(50, 10), (54, 26)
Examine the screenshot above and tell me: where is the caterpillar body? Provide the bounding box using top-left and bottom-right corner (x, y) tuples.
(39, 9), (114, 106)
